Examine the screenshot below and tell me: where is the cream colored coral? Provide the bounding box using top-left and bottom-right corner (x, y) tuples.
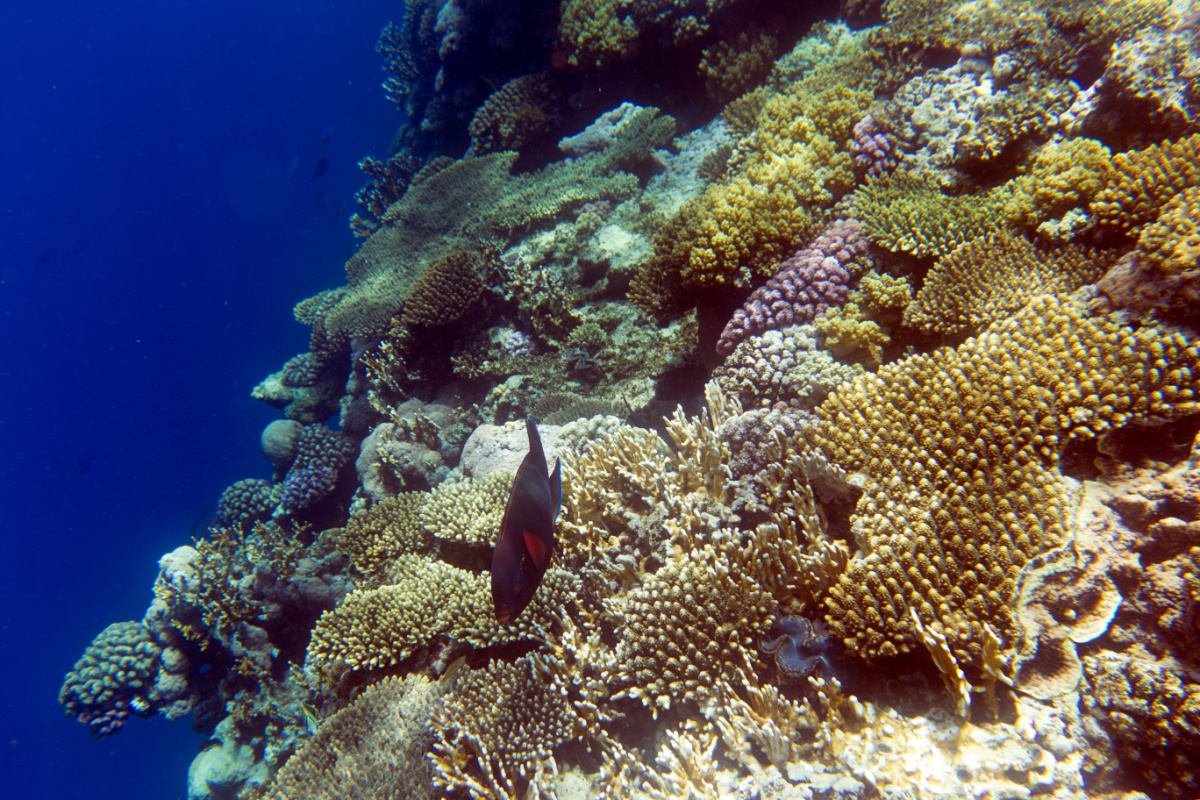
(419, 471), (512, 546)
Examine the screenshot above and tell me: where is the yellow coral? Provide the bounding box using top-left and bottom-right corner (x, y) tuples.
(812, 293), (1200, 665)
(418, 471), (512, 547)
(1004, 137), (1113, 239)
(332, 493), (430, 587)
(1138, 186), (1200, 275)
(904, 233), (1110, 335)
(853, 172), (1008, 258)
(1091, 133), (1200, 231)
(306, 555), (579, 675)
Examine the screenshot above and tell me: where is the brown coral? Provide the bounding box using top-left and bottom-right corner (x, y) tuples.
(467, 72), (564, 156)
(399, 250), (484, 329)
(904, 233), (1110, 335)
(812, 293), (1200, 666)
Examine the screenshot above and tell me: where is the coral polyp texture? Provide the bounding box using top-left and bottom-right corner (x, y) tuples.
(811, 293), (1200, 667)
(1091, 133), (1200, 231)
(715, 218), (871, 357)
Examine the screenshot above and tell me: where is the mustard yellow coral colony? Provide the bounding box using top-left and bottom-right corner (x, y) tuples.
(63, 1), (1200, 799)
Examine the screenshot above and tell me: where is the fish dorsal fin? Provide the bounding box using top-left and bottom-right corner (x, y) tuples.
(550, 457), (562, 522)
(523, 529), (549, 569)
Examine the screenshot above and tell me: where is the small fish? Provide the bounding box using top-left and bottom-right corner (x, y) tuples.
(311, 190), (326, 214)
(318, 122), (333, 143)
(33, 248), (59, 269)
(68, 449), (95, 479)
(279, 156), (299, 182)
(491, 419), (561, 622)
(311, 157), (328, 181)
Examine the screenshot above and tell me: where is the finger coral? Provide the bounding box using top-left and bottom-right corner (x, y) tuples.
(275, 426), (357, 516)
(1091, 132), (1200, 231)
(812, 293), (1200, 666)
(419, 470), (513, 547)
(904, 232), (1110, 335)
(59, 622), (162, 738)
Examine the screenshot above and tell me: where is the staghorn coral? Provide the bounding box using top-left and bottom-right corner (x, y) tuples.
(419, 470), (512, 547)
(306, 555), (579, 676)
(59, 622), (163, 738)
(713, 324), (865, 411)
(431, 655), (587, 797)
(904, 232), (1111, 335)
(263, 673), (445, 800)
(812, 293), (1200, 666)
(467, 72), (564, 157)
(331, 493), (430, 588)
(1091, 132), (1200, 231)
(852, 171), (1007, 258)
(715, 219), (872, 357)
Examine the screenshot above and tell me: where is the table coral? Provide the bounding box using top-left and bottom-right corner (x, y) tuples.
(715, 219), (871, 357)
(306, 555), (579, 676)
(852, 171), (1007, 258)
(904, 233), (1111, 335)
(263, 673), (444, 800)
(811, 293), (1200, 667)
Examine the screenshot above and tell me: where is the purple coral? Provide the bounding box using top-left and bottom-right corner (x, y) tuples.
(273, 425), (356, 516)
(849, 114), (899, 176)
(716, 219), (871, 357)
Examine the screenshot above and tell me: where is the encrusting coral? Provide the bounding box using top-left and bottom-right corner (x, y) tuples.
(811, 292), (1200, 669)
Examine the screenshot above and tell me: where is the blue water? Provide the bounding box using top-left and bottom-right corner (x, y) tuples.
(0, 2), (399, 796)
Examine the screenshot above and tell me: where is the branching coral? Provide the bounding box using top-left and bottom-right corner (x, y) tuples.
(811, 293), (1200, 666)
(263, 673), (445, 800)
(467, 72), (564, 156)
(1003, 136), (1113, 241)
(713, 324), (864, 411)
(419, 471), (512, 547)
(904, 233), (1111, 335)
(332, 493), (430, 588)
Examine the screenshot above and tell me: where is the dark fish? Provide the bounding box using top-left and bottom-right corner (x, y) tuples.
(68, 449), (95, 479)
(491, 419), (561, 622)
(311, 190), (326, 214)
(318, 122), (333, 143)
(33, 248), (59, 269)
(311, 157), (328, 181)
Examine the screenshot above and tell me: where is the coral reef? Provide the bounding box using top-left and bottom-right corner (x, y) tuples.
(59, 622), (165, 738)
(467, 72), (564, 156)
(275, 426), (357, 517)
(215, 479), (278, 528)
(713, 324), (864, 411)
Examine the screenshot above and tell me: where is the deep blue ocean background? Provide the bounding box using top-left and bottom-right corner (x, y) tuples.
(0, 2), (401, 797)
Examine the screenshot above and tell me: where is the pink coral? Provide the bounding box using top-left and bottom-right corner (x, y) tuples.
(849, 114), (899, 176)
(716, 219), (871, 357)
